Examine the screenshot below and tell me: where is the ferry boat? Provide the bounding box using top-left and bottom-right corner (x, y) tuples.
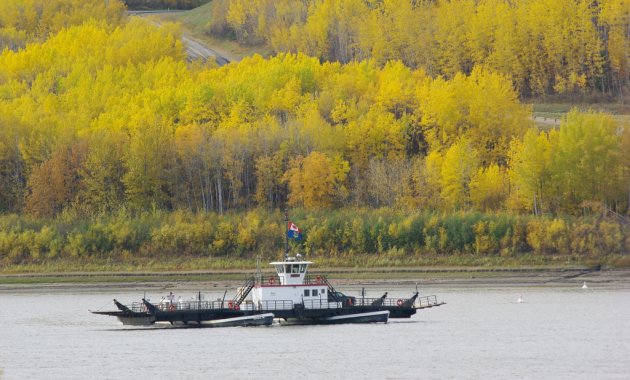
(91, 254), (445, 327)
(92, 216), (445, 327)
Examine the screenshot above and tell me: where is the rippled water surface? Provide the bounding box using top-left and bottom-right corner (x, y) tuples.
(1, 282), (629, 379)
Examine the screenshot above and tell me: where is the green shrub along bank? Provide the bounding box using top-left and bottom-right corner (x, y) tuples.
(1, 209), (628, 271)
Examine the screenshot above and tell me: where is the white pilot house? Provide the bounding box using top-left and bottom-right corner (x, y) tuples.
(250, 258), (341, 310)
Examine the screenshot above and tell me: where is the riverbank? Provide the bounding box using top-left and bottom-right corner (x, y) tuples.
(2, 267), (629, 292)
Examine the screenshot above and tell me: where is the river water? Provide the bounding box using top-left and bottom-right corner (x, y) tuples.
(1, 281), (629, 380)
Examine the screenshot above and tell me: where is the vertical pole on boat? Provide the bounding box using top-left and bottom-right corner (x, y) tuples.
(256, 256), (261, 285)
(284, 207), (289, 260)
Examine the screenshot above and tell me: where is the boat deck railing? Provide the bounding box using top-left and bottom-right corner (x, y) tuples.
(415, 295), (441, 308)
(303, 300), (343, 309)
(129, 299), (298, 312)
(259, 300), (294, 310)
(353, 295), (440, 308)
(259, 274), (330, 286)
(127, 295), (441, 313)
(130, 300), (229, 312)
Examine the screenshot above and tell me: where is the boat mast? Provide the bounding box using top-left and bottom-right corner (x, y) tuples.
(284, 207), (289, 260)
(256, 256), (261, 285)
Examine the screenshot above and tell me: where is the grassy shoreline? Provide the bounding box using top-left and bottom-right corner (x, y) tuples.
(2, 268), (628, 290)
(0, 254), (624, 286)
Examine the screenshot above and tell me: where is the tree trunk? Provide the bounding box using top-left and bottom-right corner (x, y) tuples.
(216, 171), (223, 215)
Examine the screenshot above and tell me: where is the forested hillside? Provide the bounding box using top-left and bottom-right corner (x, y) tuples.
(209, 0), (629, 98)
(0, 0), (628, 268)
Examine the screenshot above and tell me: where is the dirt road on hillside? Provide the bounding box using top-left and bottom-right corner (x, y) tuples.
(129, 10), (231, 66)
(181, 35), (230, 65)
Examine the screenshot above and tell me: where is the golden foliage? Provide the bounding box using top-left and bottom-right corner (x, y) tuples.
(0, 0), (125, 49)
(509, 111), (626, 214)
(0, 4), (627, 218)
(285, 152), (349, 209)
(210, 0), (629, 97)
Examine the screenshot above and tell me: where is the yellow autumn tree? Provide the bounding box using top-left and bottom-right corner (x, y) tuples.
(418, 67), (529, 165)
(424, 138), (480, 211)
(507, 129), (553, 213)
(285, 151), (349, 209)
(440, 139), (479, 210)
(551, 111), (623, 211)
(470, 164), (507, 211)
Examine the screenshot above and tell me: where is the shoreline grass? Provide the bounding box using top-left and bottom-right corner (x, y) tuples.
(0, 253), (609, 273)
(1, 253), (625, 285)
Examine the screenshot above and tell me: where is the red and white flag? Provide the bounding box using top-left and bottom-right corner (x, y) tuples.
(287, 221), (302, 239)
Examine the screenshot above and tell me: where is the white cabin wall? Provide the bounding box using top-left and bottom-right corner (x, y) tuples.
(252, 285), (330, 305)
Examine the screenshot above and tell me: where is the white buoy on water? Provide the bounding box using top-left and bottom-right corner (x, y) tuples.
(517, 295), (523, 303)
(582, 281), (588, 289)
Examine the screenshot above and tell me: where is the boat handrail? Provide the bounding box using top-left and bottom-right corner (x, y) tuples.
(259, 274), (332, 286)
(303, 299), (342, 309)
(130, 300), (230, 312)
(352, 295), (441, 308)
(129, 299), (299, 312)
(415, 295), (441, 308)
(125, 295), (441, 313)
(259, 300), (294, 311)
